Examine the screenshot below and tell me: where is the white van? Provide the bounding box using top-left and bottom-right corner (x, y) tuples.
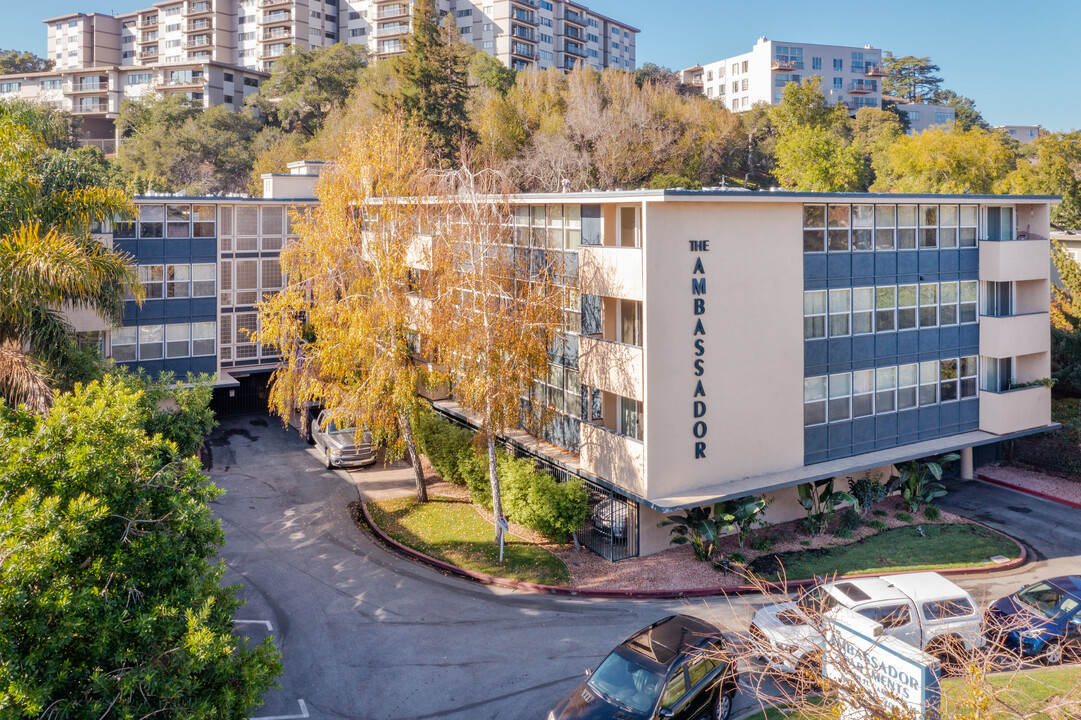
(750, 571), (984, 673)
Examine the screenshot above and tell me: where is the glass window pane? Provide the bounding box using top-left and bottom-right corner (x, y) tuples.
(875, 204), (896, 228)
(828, 204), (850, 228)
(805, 376), (827, 401)
(852, 205), (874, 228)
(804, 229), (825, 252)
(804, 204), (825, 228)
(897, 204), (918, 227)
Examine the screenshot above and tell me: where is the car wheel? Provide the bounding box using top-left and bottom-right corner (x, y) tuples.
(931, 637), (965, 676)
(324, 447), (333, 469)
(711, 686), (733, 720)
(1043, 642), (1063, 665)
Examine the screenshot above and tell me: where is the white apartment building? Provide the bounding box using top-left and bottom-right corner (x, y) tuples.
(0, 1), (635, 152)
(681, 36), (886, 114)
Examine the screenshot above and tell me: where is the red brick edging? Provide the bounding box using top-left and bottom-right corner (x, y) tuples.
(356, 501), (1028, 599)
(976, 473), (1081, 511)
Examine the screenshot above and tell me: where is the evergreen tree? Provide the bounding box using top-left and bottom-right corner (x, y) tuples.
(384, 0), (475, 163)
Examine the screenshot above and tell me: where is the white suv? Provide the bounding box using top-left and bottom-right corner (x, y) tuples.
(750, 571), (984, 673)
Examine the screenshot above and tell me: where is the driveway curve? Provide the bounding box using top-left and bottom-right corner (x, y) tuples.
(210, 416), (1080, 720)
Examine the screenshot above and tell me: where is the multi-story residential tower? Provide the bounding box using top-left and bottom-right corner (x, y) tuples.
(97, 179), (1056, 560)
(1, 1), (635, 152)
(682, 36), (886, 113)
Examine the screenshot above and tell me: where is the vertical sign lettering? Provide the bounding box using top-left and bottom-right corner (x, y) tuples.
(690, 240), (708, 459)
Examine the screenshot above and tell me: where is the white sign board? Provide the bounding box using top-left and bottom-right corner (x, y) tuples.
(822, 608), (941, 720)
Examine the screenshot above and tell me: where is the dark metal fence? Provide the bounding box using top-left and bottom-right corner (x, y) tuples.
(1007, 431), (1081, 478)
(432, 406), (641, 561)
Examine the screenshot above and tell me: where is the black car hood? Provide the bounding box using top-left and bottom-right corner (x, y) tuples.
(552, 681), (648, 720)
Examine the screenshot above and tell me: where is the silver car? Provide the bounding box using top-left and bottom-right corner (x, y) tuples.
(311, 409), (377, 469)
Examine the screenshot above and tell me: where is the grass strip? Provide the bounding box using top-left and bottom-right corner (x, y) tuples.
(367, 495), (570, 586)
(747, 523), (1019, 581)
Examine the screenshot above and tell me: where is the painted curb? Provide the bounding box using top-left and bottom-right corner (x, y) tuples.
(355, 500), (1028, 599)
(976, 472), (1081, 511)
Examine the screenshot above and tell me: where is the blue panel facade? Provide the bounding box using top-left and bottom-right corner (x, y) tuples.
(804, 242), (981, 464)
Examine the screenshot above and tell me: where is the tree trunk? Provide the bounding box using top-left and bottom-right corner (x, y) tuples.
(487, 434), (503, 545)
(399, 412), (428, 503)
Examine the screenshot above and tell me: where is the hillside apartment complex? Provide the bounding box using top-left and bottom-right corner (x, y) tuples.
(0, 0), (636, 152)
(681, 37), (957, 135)
(81, 162), (1056, 559)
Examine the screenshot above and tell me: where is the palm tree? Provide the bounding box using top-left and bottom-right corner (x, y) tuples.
(0, 113), (140, 412)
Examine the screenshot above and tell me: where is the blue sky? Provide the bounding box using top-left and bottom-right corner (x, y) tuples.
(7, 0), (1079, 130)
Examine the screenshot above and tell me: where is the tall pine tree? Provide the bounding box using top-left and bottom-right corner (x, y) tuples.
(384, 0), (475, 164)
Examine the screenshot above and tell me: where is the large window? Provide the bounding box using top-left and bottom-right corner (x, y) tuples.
(618, 396), (642, 440)
(111, 326), (137, 362)
(166, 323), (189, 358)
(139, 324), (164, 360)
(805, 202), (981, 253)
(138, 264), (164, 299)
(192, 264), (215, 297)
(166, 264), (190, 298)
(805, 280), (977, 339)
(804, 356), (977, 426)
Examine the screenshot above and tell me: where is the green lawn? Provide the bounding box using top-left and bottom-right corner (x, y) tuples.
(366, 495), (570, 586)
(740, 667), (1081, 720)
(746, 524), (1019, 581)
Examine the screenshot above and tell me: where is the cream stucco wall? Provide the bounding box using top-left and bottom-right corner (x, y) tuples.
(980, 239), (1050, 282)
(641, 200), (805, 502)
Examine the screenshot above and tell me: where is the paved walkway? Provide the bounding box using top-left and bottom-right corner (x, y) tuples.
(345, 450), (420, 502)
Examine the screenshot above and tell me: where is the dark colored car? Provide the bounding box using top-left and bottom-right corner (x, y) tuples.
(985, 576), (1081, 664)
(548, 614), (738, 720)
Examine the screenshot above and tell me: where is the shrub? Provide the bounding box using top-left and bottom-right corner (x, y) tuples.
(873, 509), (888, 518)
(896, 512), (914, 523)
(834, 528), (855, 539)
(838, 508), (862, 532)
(727, 552), (748, 564)
(923, 505), (942, 521)
(459, 445), (500, 507)
(798, 478), (859, 536)
(750, 536), (774, 553)
(848, 472), (887, 516)
(867, 519), (888, 531)
(415, 411), (476, 486)
(498, 455), (589, 541)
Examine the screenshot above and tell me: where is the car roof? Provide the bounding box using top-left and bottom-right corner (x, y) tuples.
(880, 572), (970, 603)
(826, 578), (908, 605)
(1048, 576), (1081, 599)
(620, 614), (721, 669)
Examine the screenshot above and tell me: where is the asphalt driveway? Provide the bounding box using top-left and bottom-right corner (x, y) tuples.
(209, 416), (1080, 720)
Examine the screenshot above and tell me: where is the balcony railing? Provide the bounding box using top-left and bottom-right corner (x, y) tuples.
(771, 59), (802, 71)
(579, 335), (643, 402)
(564, 42), (586, 57)
(260, 11), (292, 24)
(980, 312), (1051, 359)
(512, 44), (536, 58)
(375, 5), (410, 19)
(258, 0), (291, 6)
(564, 10), (587, 25)
(848, 82), (876, 94)
(511, 9), (537, 24)
(137, 18), (158, 28)
(138, 49), (159, 58)
(261, 29), (293, 40)
(183, 38), (210, 48)
(71, 80), (108, 92)
(375, 24), (409, 37)
(184, 2), (212, 16)
(864, 63), (887, 77)
(512, 26), (535, 41)
(187, 20), (212, 31)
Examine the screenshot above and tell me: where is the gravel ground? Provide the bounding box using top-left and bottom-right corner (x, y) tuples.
(977, 464), (1081, 505)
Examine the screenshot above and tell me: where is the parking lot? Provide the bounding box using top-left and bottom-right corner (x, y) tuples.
(209, 415), (1081, 719)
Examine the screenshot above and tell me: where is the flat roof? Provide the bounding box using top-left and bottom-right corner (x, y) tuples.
(133, 195), (316, 202)
(507, 189), (1061, 204)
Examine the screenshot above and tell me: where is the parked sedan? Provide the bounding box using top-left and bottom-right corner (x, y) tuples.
(548, 614), (738, 720)
(985, 576), (1081, 664)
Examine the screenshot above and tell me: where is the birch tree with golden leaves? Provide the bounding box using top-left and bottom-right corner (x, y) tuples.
(259, 116), (436, 502)
(429, 166), (565, 543)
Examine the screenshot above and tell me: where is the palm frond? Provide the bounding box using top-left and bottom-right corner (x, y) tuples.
(0, 340), (51, 413)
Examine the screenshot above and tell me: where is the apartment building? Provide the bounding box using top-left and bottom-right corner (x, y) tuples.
(893, 101), (956, 134)
(682, 36), (886, 114)
(997, 124), (1043, 143)
(1, 1), (634, 152)
(94, 173), (1056, 559)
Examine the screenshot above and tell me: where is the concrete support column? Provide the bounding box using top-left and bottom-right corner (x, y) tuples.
(960, 446), (974, 480)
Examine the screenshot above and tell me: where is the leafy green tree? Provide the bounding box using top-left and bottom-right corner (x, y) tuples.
(0, 48), (53, 73)
(774, 125), (868, 191)
(1000, 131), (1081, 229)
(872, 124), (1017, 194)
(383, 0), (475, 163)
(933, 89), (989, 131)
(882, 54), (944, 102)
(0, 99), (78, 149)
(0, 117), (139, 411)
(659, 505), (725, 561)
(250, 43), (367, 136)
(769, 77), (843, 135)
(470, 51), (516, 95)
(116, 95), (263, 194)
(0, 376), (280, 718)
(715, 495), (772, 549)
(797, 478), (859, 535)
(888, 453), (959, 511)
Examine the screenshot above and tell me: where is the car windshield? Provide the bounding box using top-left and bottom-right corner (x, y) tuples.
(796, 585), (838, 616)
(1017, 582), (1081, 622)
(326, 421), (355, 435)
(587, 650), (664, 715)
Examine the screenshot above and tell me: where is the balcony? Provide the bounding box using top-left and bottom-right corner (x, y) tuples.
(512, 44), (536, 59)
(979, 237), (1050, 282)
(565, 26), (583, 40)
(260, 11), (292, 26)
(258, 0), (291, 6)
(71, 78), (109, 93)
(137, 17), (158, 28)
(375, 23), (409, 38)
(771, 59), (801, 71)
(564, 10), (587, 26)
(183, 37), (210, 48)
(138, 49), (159, 59)
(979, 385), (1051, 435)
(184, 2), (213, 17)
(511, 8), (537, 24)
(864, 63), (887, 77)
(848, 83), (875, 95)
(259, 46), (288, 58)
(564, 41), (586, 58)
(511, 25), (535, 41)
(136, 33), (158, 45)
(980, 312), (1050, 359)
(580, 423), (645, 497)
(578, 246), (643, 301)
(156, 77), (206, 89)
(73, 100), (109, 114)
(375, 4), (410, 20)
(261, 29), (293, 41)
(579, 336), (643, 402)
(187, 19), (212, 31)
